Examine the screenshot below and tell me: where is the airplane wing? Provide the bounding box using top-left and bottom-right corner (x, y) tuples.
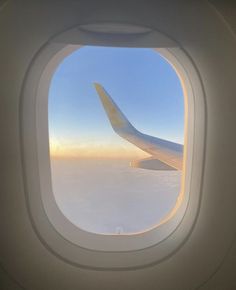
(94, 83), (183, 170)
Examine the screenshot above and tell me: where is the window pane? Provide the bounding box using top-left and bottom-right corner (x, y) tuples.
(49, 46), (184, 235)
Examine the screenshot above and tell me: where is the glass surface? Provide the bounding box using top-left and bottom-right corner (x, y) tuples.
(49, 46), (184, 234)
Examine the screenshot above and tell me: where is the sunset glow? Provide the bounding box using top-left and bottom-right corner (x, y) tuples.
(49, 138), (149, 159)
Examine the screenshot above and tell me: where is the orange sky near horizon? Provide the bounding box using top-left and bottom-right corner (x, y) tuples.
(49, 139), (149, 159)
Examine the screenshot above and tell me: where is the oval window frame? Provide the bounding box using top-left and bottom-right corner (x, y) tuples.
(21, 26), (205, 269)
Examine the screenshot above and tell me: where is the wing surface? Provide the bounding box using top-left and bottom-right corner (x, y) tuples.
(94, 83), (183, 170)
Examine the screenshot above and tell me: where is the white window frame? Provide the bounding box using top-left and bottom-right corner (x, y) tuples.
(21, 26), (205, 269)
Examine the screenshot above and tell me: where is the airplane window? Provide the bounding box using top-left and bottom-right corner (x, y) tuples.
(48, 46), (184, 235)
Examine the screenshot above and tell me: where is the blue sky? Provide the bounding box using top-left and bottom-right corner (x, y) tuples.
(48, 46), (184, 158)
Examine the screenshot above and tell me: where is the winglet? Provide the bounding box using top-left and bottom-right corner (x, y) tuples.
(93, 83), (183, 171)
(93, 83), (135, 134)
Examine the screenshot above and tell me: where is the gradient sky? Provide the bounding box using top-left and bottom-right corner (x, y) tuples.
(49, 46), (184, 158)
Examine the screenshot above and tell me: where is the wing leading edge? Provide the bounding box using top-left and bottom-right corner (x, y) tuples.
(94, 83), (183, 171)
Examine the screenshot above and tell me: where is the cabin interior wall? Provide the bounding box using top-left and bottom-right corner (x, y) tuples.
(0, 1), (236, 289)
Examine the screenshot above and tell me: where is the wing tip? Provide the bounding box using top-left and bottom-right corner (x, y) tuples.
(93, 82), (103, 92)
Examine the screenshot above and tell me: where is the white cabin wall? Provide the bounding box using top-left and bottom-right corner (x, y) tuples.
(0, 1), (235, 289)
